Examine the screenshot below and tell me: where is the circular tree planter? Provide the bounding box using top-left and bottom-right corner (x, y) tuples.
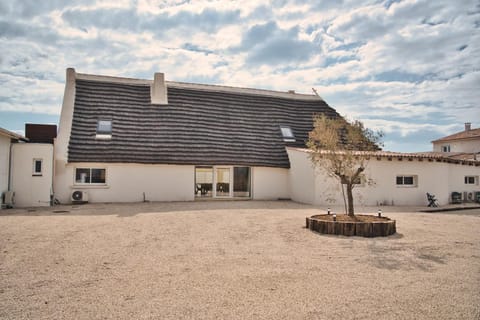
(306, 214), (396, 237)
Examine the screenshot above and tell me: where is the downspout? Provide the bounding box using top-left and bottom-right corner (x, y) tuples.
(7, 139), (14, 191)
(51, 139), (56, 205)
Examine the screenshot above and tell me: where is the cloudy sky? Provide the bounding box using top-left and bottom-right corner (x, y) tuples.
(0, 0), (479, 152)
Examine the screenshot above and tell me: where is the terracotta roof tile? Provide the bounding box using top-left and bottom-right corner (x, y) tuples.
(432, 128), (480, 143)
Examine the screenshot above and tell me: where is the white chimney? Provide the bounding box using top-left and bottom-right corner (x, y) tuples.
(465, 122), (471, 131)
(151, 72), (168, 104)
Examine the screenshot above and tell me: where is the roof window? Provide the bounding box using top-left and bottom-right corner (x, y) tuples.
(96, 120), (112, 139)
(280, 126), (295, 142)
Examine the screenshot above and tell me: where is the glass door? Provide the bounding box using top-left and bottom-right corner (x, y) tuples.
(215, 167), (231, 197)
(233, 167), (251, 197)
(195, 167), (213, 198)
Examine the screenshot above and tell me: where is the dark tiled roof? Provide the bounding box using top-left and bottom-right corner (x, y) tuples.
(68, 79), (338, 168)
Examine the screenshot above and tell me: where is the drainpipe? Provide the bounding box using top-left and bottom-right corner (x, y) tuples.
(51, 141), (55, 206)
(7, 140), (14, 191)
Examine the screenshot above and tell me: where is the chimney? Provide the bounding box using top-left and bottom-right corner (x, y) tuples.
(151, 72), (168, 104)
(465, 122), (471, 131)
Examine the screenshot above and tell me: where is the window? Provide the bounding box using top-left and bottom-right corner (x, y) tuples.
(32, 159), (42, 176)
(396, 175), (417, 187)
(465, 176), (478, 185)
(280, 126), (295, 142)
(441, 145), (450, 152)
(96, 120), (112, 139)
(75, 168), (106, 184)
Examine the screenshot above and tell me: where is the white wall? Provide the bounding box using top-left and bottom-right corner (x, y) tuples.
(433, 139), (480, 153)
(287, 148), (480, 207)
(286, 148), (315, 204)
(10, 143), (54, 207)
(252, 167), (289, 200)
(54, 163), (195, 204)
(0, 135), (10, 198)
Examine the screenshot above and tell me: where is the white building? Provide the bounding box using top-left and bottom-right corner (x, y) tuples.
(0, 127), (26, 208)
(288, 148), (480, 207)
(432, 122), (480, 154)
(1, 125), (56, 208)
(4, 68), (479, 208)
(53, 68), (331, 204)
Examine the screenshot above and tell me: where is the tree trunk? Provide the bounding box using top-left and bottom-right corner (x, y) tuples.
(346, 183), (354, 216)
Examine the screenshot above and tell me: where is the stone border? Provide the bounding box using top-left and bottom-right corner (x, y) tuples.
(306, 215), (396, 237)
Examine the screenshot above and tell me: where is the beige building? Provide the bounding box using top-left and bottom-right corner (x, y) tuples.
(432, 123), (480, 154)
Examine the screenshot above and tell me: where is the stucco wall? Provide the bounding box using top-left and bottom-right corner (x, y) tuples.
(288, 148), (480, 207)
(54, 163), (195, 204)
(286, 148), (315, 204)
(252, 167), (289, 200)
(10, 143), (54, 207)
(0, 135), (10, 199)
(433, 139), (480, 153)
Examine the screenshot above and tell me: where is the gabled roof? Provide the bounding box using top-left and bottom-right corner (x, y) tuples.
(68, 76), (339, 168)
(0, 127), (27, 141)
(432, 127), (480, 143)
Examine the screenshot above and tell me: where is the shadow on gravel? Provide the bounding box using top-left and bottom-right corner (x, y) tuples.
(0, 200), (315, 217)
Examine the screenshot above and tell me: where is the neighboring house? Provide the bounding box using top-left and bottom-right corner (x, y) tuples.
(0, 125), (56, 208)
(0, 127), (26, 208)
(432, 123), (480, 154)
(54, 68), (337, 204)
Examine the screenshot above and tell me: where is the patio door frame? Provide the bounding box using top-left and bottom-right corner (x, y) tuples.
(194, 166), (252, 199)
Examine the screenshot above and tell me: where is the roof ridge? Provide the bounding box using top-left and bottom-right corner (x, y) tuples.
(75, 72), (323, 101)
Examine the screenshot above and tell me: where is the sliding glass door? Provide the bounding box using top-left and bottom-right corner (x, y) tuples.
(233, 167), (250, 197)
(195, 167), (213, 198)
(215, 167), (231, 197)
(195, 166), (251, 199)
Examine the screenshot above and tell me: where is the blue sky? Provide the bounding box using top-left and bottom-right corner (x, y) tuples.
(0, 0), (479, 152)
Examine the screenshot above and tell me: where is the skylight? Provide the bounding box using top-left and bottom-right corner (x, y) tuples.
(96, 120), (112, 139)
(280, 126), (295, 142)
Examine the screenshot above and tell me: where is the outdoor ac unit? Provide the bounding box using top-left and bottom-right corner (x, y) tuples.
(2, 191), (15, 207)
(71, 191), (88, 203)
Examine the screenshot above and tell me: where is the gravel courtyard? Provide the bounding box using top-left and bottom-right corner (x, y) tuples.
(1, 201), (479, 319)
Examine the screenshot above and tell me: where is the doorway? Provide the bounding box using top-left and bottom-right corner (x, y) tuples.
(195, 166), (251, 199)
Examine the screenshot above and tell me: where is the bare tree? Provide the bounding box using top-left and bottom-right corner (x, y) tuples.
(307, 115), (383, 216)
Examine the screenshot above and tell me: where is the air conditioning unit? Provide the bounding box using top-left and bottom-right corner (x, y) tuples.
(71, 191), (88, 204)
(2, 191), (15, 208)
(463, 191), (474, 202)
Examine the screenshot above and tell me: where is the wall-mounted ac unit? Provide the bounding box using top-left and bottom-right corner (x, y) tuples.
(2, 191), (15, 208)
(71, 191), (88, 204)
(463, 191), (474, 202)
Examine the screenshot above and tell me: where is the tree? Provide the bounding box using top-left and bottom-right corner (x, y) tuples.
(307, 114), (383, 216)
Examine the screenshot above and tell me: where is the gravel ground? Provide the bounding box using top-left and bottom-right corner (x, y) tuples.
(1, 201), (479, 320)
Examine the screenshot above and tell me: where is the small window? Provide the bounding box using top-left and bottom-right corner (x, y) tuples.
(441, 145), (450, 152)
(75, 168), (106, 184)
(396, 175), (417, 187)
(32, 159), (42, 176)
(465, 176), (478, 185)
(280, 126), (295, 142)
(96, 120), (112, 139)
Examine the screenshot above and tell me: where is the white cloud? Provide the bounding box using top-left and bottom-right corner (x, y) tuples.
(0, 0), (478, 152)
